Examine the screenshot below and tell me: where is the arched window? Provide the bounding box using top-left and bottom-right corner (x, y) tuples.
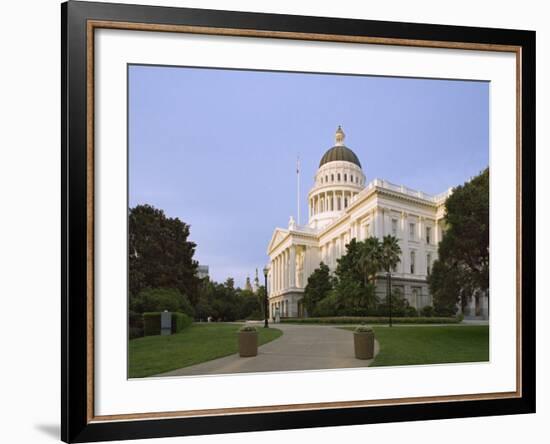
(331, 174), (334, 182)
(337, 173), (341, 181)
(344, 174), (347, 182)
(350, 174), (354, 182)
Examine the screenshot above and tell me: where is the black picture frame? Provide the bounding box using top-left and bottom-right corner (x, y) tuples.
(61, 1), (536, 442)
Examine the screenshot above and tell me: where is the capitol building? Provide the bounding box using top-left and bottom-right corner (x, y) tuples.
(266, 126), (459, 318)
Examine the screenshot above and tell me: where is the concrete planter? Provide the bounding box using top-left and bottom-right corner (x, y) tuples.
(238, 330), (259, 357)
(354, 331), (375, 360)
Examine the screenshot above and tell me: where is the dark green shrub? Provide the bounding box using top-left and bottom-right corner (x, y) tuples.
(404, 306), (418, 317)
(313, 291), (340, 317)
(375, 290), (411, 317)
(129, 311), (144, 339)
(143, 312), (162, 336)
(130, 288), (195, 317)
(143, 311), (192, 336)
(245, 310), (263, 320)
(434, 304), (458, 317)
(281, 316), (459, 325)
(421, 306), (435, 317)
(172, 312), (192, 333)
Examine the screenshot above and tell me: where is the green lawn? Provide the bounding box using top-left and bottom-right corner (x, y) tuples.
(129, 323), (283, 378)
(344, 325), (489, 367)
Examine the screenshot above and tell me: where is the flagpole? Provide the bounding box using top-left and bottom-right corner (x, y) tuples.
(296, 156), (301, 226)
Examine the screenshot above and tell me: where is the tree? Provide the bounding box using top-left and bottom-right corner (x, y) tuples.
(379, 235), (402, 275)
(357, 237), (381, 287)
(334, 239), (379, 313)
(130, 287), (195, 317)
(303, 262), (333, 316)
(236, 289), (263, 320)
(429, 168), (489, 312)
(379, 235), (402, 325)
(255, 285), (267, 319)
(129, 204), (200, 303)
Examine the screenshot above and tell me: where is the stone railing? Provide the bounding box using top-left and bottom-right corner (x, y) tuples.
(361, 178), (452, 204)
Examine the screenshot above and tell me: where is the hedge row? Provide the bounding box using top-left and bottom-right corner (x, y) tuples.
(281, 316), (461, 325)
(143, 312), (192, 336)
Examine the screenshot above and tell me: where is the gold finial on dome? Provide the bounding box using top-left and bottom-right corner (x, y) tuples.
(335, 125), (345, 146)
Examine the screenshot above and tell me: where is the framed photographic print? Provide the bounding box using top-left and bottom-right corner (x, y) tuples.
(61, 1), (536, 442)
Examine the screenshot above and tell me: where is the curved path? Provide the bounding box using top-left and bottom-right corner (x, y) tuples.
(156, 323), (379, 377)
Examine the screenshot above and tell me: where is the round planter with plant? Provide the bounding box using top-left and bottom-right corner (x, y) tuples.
(238, 325), (259, 357)
(353, 325), (375, 360)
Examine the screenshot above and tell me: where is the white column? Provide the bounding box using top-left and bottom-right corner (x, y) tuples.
(289, 246), (296, 288)
(277, 255), (281, 293)
(274, 257), (278, 294)
(279, 252), (284, 292)
(283, 249), (288, 290)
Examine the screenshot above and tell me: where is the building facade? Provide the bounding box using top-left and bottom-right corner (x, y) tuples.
(266, 127), (487, 319)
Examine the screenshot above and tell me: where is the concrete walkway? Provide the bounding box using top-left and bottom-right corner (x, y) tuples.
(156, 323), (379, 377)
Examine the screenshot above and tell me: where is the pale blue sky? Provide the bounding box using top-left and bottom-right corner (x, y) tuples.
(128, 65), (489, 287)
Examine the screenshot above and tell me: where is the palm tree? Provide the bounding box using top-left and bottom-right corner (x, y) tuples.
(379, 235), (402, 326)
(357, 237), (381, 287)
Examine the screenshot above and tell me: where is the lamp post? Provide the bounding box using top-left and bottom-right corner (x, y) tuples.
(387, 271), (393, 327)
(263, 266), (269, 328)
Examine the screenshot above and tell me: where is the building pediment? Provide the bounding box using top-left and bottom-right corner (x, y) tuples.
(267, 228), (289, 254)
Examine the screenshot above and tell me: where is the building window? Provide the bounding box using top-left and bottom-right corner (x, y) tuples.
(409, 223), (415, 239)
(366, 223), (371, 238)
(331, 174), (334, 182)
(344, 173), (347, 182)
(426, 226), (431, 244)
(392, 218), (398, 236)
(337, 173), (341, 181)
(410, 251), (415, 274)
(350, 174), (354, 182)
(344, 197), (348, 208)
(337, 197), (341, 211)
(427, 253), (431, 275)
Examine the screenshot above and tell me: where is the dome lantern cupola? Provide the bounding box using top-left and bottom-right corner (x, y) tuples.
(319, 126), (362, 168)
(335, 125), (345, 145)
